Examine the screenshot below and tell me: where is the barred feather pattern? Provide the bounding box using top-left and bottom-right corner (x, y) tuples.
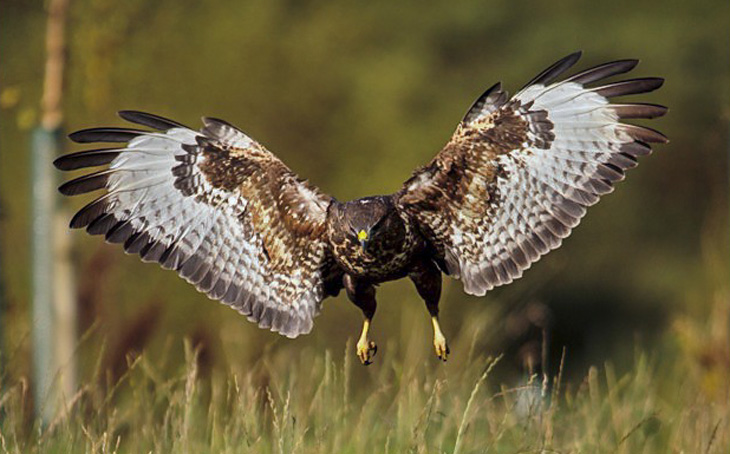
(57, 113), (338, 338)
(398, 53), (667, 296)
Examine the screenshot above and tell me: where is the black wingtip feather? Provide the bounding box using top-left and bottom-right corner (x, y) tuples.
(58, 171), (111, 195)
(621, 125), (669, 144)
(69, 197), (110, 229)
(593, 78), (664, 97)
(124, 231), (152, 255)
(611, 103), (668, 119)
(522, 51), (582, 89)
(621, 141), (653, 157)
(105, 220), (135, 244)
(69, 127), (146, 143)
(53, 148), (122, 170)
(118, 110), (188, 131)
(86, 213), (119, 235)
(567, 59), (639, 85)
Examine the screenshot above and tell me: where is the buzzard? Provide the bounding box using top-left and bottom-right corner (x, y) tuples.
(55, 52), (667, 365)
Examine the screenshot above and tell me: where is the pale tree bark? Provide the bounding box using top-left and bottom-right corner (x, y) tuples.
(32, 0), (76, 424)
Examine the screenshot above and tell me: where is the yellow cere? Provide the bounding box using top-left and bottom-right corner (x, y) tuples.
(357, 230), (368, 241)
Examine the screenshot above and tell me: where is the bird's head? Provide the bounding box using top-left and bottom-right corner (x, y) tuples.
(342, 197), (396, 253)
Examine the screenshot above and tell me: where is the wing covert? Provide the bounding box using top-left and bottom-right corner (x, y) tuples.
(398, 52), (667, 296)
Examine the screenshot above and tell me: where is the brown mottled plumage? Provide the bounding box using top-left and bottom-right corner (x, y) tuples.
(327, 197), (424, 281)
(55, 52), (667, 364)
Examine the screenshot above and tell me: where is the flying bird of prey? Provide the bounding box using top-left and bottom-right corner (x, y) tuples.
(55, 52), (667, 365)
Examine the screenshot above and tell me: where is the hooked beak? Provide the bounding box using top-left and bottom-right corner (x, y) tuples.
(357, 229), (369, 251)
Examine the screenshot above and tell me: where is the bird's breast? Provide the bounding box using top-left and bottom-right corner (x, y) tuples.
(330, 227), (420, 281)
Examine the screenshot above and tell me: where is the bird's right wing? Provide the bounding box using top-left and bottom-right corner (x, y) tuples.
(398, 53), (667, 296)
(56, 112), (343, 338)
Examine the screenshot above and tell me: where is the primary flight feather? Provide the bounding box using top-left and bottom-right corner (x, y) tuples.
(56, 52), (667, 364)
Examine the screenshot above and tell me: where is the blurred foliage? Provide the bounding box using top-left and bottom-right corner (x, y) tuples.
(0, 0), (728, 433)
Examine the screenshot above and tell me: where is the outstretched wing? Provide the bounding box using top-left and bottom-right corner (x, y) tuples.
(397, 52), (667, 296)
(56, 111), (343, 337)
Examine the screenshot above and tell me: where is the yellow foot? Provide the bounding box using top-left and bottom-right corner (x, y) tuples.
(433, 333), (450, 361)
(356, 318), (377, 365)
(356, 339), (378, 365)
(432, 316), (450, 361)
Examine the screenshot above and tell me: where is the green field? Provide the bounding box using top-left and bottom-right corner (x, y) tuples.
(2, 299), (728, 453)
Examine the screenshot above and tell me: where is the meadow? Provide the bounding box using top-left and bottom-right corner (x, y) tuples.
(1, 291), (727, 453)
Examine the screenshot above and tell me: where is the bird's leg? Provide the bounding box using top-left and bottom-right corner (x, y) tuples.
(344, 274), (378, 365)
(409, 261), (449, 361)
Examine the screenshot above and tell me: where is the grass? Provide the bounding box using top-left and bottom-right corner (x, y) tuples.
(1, 302), (728, 454)
(1, 278), (728, 454)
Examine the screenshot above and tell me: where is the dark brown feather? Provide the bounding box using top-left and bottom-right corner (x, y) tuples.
(68, 127), (146, 143)
(592, 78), (664, 97)
(86, 213), (120, 235)
(118, 110), (189, 130)
(520, 51), (582, 89)
(619, 124), (669, 143)
(58, 170), (112, 195)
(69, 196), (110, 228)
(611, 103), (668, 119)
(566, 59), (639, 85)
(53, 148), (122, 170)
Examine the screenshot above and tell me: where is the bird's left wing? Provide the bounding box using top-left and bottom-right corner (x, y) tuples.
(56, 111), (343, 337)
(397, 52), (667, 296)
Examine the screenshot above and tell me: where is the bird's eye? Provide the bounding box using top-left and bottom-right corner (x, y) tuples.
(371, 216), (386, 233)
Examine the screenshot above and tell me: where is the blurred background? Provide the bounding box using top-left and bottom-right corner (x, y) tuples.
(1, 0), (728, 424)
